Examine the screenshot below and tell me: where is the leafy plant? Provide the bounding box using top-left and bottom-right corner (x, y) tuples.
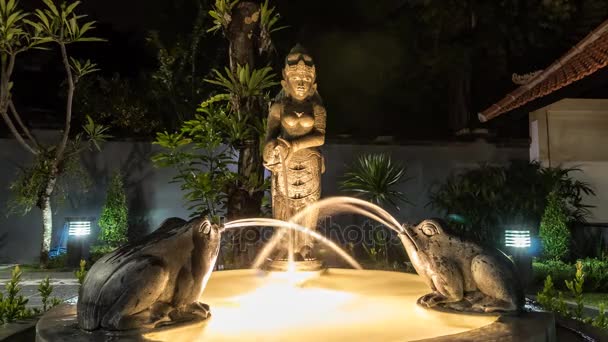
(536, 261), (608, 330)
(205, 64), (278, 112)
(89, 244), (114, 264)
(594, 304), (608, 329)
(97, 172), (128, 248)
(207, 0), (240, 33)
(258, 0), (287, 52)
(539, 191), (571, 261)
(429, 161), (594, 246)
(533, 258), (608, 292)
(47, 253), (68, 269)
(565, 261), (585, 320)
(537, 275), (557, 310)
(152, 116), (237, 217)
(533, 260), (574, 289)
(38, 276), (61, 312)
(0, 266), (32, 323)
(75, 259), (87, 286)
(340, 153), (412, 211)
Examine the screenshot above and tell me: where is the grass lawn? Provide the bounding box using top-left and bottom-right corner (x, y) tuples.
(563, 292), (608, 307)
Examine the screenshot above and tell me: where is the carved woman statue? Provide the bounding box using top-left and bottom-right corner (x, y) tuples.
(263, 45), (326, 260)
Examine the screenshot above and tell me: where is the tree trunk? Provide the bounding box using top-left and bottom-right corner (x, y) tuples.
(225, 1), (265, 221)
(40, 195), (53, 268)
(225, 1), (266, 265)
(39, 174), (57, 268)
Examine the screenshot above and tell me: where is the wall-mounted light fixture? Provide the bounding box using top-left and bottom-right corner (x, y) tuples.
(505, 230), (531, 248)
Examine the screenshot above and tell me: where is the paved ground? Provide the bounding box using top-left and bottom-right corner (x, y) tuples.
(0, 265), (78, 308)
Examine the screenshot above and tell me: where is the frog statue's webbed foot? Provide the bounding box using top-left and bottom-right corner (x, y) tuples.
(417, 292), (451, 308)
(166, 302), (211, 323)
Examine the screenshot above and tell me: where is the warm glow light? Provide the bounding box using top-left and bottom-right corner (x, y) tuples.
(143, 269), (498, 342)
(272, 261), (320, 285)
(209, 276), (354, 334)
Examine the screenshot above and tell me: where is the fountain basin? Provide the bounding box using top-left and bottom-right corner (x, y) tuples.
(37, 269), (555, 341)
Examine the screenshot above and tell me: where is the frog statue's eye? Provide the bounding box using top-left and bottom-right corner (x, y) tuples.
(199, 220), (212, 235)
(421, 223), (439, 237)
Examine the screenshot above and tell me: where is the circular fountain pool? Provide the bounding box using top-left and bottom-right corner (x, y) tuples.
(170, 269), (498, 342)
(38, 268), (510, 342)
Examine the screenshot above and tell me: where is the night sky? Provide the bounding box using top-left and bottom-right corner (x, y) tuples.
(7, 0), (608, 140)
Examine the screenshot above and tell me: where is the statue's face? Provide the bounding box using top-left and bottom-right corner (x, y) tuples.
(283, 52), (316, 101)
(286, 73), (313, 101)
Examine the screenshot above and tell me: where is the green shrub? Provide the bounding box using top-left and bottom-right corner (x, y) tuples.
(534, 258), (608, 292)
(75, 259), (88, 286)
(533, 260), (575, 289)
(47, 254), (68, 269)
(89, 244), (115, 264)
(98, 172), (128, 248)
(536, 261), (608, 330)
(539, 192), (571, 260)
(38, 277), (61, 312)
(0, 266), (33, 323)
(579, 258), (608, 292)
(429, 161), (594, 247)
(565, 261), (585, 320)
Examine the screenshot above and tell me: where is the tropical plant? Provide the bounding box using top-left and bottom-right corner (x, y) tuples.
(152, 112), (237, 218)
(207, 0), (240, 33)
(205, 64), (278, 111)
(340, 153), (412, 211)
(154, 0), (284, 222)
(539, 191), (571, 261)
(0, 0), (109, 267)
(258, 0), (287, 52)
(97, 172), (129, 248)
(429, 161), (594, 246)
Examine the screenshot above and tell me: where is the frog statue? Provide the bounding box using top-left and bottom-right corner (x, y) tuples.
(263, 44), (326, 261)
(77, 217), (222, 331)
(398, 219), (524, 313)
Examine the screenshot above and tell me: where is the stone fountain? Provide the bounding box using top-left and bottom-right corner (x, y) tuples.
(36, 47), (556, 341)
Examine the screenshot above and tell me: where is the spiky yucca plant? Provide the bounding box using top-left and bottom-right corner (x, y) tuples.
(340, 153), (412, 211)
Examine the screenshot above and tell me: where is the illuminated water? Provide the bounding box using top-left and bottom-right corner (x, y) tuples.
(244, 196), (413, 269)
(142, 269), (498, 342)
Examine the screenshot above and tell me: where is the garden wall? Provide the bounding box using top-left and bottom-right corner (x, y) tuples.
(530, 98), (608, 223)
(0, 136), (527, 263)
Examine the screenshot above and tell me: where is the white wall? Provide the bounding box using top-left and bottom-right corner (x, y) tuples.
(0, 138), (528, 263)
(530, 98), (608, 223)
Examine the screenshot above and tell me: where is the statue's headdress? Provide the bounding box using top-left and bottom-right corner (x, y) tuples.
(284, 44), (316, 80)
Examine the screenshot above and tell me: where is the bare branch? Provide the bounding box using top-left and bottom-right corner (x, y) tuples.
(0, 53), (38, 155)
(0, 108), (38, 155)
(55, 41), (75, 160)
(9, 100), (40, 149)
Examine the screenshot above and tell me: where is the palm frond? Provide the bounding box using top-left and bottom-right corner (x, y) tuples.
(340, 153), (412, 211)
